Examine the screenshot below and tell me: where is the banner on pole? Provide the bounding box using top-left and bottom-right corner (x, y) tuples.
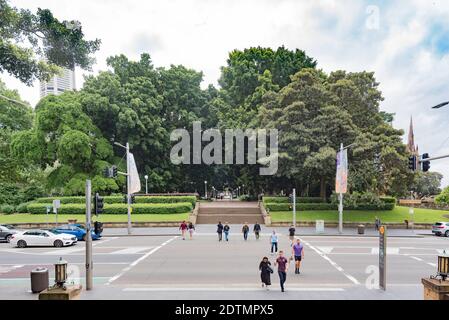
(128, 153), (141, 194)
(335, 149), (348, 194)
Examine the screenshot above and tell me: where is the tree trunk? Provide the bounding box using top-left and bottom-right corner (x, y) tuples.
(320, 177), (326, 200)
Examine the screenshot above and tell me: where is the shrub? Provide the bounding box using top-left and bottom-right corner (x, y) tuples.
(436, 187), (449, 205)
(0, 205), (16, 215)
(16, 203), (30, 213)
(263, 197), (289, 204)
(380, 197), (396, 204)
(264, 203), (337, 211)
(263, 196), (325, 204)
(34, 195), (197, 207)
(27, 202), (193, 215)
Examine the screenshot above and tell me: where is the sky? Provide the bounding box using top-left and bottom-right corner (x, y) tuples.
(3, 0), (449, 187)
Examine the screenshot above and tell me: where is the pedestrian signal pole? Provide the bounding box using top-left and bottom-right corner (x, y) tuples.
(292, 188), (296, 227)
(85, 180), (93, 290)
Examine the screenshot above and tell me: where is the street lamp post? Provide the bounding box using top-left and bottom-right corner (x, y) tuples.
(204, 180), (208, 199)
(144, 175), (148, 194)
(114, 141), (132, 235)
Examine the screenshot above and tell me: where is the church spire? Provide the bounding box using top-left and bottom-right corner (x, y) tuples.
(407, 116), (415, 153)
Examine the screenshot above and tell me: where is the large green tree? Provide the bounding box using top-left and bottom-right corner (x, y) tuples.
(0, 0), (100, 85)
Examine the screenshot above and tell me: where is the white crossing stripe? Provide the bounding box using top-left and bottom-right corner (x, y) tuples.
(0, 265), (23, 274)
(123, 287), (345, 292)
(109, 247), (155, 255)
(43, 247), (85, 255)
(371, 247), (400, 255)
(316, 246), (334, 254)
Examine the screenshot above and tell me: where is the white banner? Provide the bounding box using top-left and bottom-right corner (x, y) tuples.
(336, 149), (348, 194)
(128, 153), (141, 194)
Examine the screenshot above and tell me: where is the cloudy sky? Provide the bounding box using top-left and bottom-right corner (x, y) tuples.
(3, 0), (449, 187)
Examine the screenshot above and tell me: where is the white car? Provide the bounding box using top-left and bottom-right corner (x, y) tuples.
(10, 230), (77, 248)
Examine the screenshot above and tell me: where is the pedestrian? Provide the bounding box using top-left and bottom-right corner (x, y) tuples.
(224, 222), (230, 241)
(274, 250), (289, 292)
(259, 256), (273, 290)
(188, 221), (195, 240)
(179, 220), (188, 240)
(242, 222), (249, 241)
(217, 221), (224, 242)
(291, 238), (305, 274)
(375, 217), (381, 231)
(270, 230), (278, 255)
(288, 225), (295, 246)
(254, 222), (261, 240)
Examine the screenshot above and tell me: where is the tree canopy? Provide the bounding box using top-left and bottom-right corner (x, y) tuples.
(0, 0), (100, 85)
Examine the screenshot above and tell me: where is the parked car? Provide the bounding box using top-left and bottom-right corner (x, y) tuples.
(0, 225), (18, 243)
(10, 230), (77, 248)
(50, 224), (101, 241)
(72, 223), (103, 238)
(432, 222), (449, 237)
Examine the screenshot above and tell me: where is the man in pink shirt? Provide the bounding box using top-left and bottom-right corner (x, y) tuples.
(179, 220), (188, 240)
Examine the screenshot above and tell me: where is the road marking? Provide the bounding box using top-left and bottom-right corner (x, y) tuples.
(316, 246), (333, 254)
(110, 247), (155, 255)
(105, 236), (178, 285)
(122, 287), (345, 292)
(43, 247), (85, 255)
(427, 263), (437, 267)
(300, 238), (360, 285)
(371, 248), (400, 255)
(0, 265), (23, 274)
(410, 256), (423, 262)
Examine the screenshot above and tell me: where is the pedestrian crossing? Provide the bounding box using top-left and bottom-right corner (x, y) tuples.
(40, 246), (156, 255)
(316, 246), (445, 255)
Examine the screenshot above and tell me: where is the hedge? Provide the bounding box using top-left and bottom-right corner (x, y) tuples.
(264, 202), (395, 212)
(263, 197), (325, 204)
(380, 197), (397, 204)
(27, 202), (193, 215)
(34, 196), (197, 207)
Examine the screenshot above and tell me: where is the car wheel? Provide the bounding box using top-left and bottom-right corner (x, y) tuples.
(445, 231), (449, 238)
(17, 240), (27, 248)
(54, 240), (63, 248)
(6, 234), (12, 243)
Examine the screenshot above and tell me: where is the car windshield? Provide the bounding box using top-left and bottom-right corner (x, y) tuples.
(46, 231), (58, 236)
(435, 223), (443, 226)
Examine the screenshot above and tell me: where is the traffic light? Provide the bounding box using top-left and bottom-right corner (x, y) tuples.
(94, 193), (104, 216)
(422, 153), (430, 172)
(408, 155), (417, 171)
(112, 165), (118, 178)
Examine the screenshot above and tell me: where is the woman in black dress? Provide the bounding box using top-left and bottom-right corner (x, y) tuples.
(259, 256), (272, 290)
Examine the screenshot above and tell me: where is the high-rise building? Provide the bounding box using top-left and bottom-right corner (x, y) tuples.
(39, 67), (76, 98)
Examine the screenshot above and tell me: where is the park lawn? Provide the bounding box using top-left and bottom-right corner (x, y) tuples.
(0, 213), (190, 224)
(270, 206), (449, 224)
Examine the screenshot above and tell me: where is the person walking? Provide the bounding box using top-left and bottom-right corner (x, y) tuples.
(291, 238), (304, 274)
(217, 221), (224, 242)
(242, 222), (249, 241)
(375, 217), (381, 231)
(179, 220), (188, 240)
(254, 222), (261, 240)
(288, 225), (296, 246)
(188, 221), (195, 240)
(274, 250), (288, 292)
(259, 256), (273, 290)
(270, 230), (278, 255)
(224, 222), (230, 241)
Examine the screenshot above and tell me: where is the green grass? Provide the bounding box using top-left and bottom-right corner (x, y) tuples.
(270, 206), (449, 224)
(0, 213), (190, 224)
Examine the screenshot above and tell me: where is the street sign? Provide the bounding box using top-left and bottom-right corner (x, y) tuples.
(379, 225), (387, 290)
(52, 199), (61, 213)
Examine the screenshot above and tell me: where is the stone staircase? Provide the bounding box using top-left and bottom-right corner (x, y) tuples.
(196, 201), (264, 224)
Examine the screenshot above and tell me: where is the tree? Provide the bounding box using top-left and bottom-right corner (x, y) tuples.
(80, 53), (213, 192)
(412, 171), (443, 198)
(259, 68), (412, 198)
(219, 46), (316, 107)
(0, 0), (100, 85)
(10, 92), (118, 195)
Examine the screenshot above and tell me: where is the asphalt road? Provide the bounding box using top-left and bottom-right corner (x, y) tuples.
(0, 227), (448, 300)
